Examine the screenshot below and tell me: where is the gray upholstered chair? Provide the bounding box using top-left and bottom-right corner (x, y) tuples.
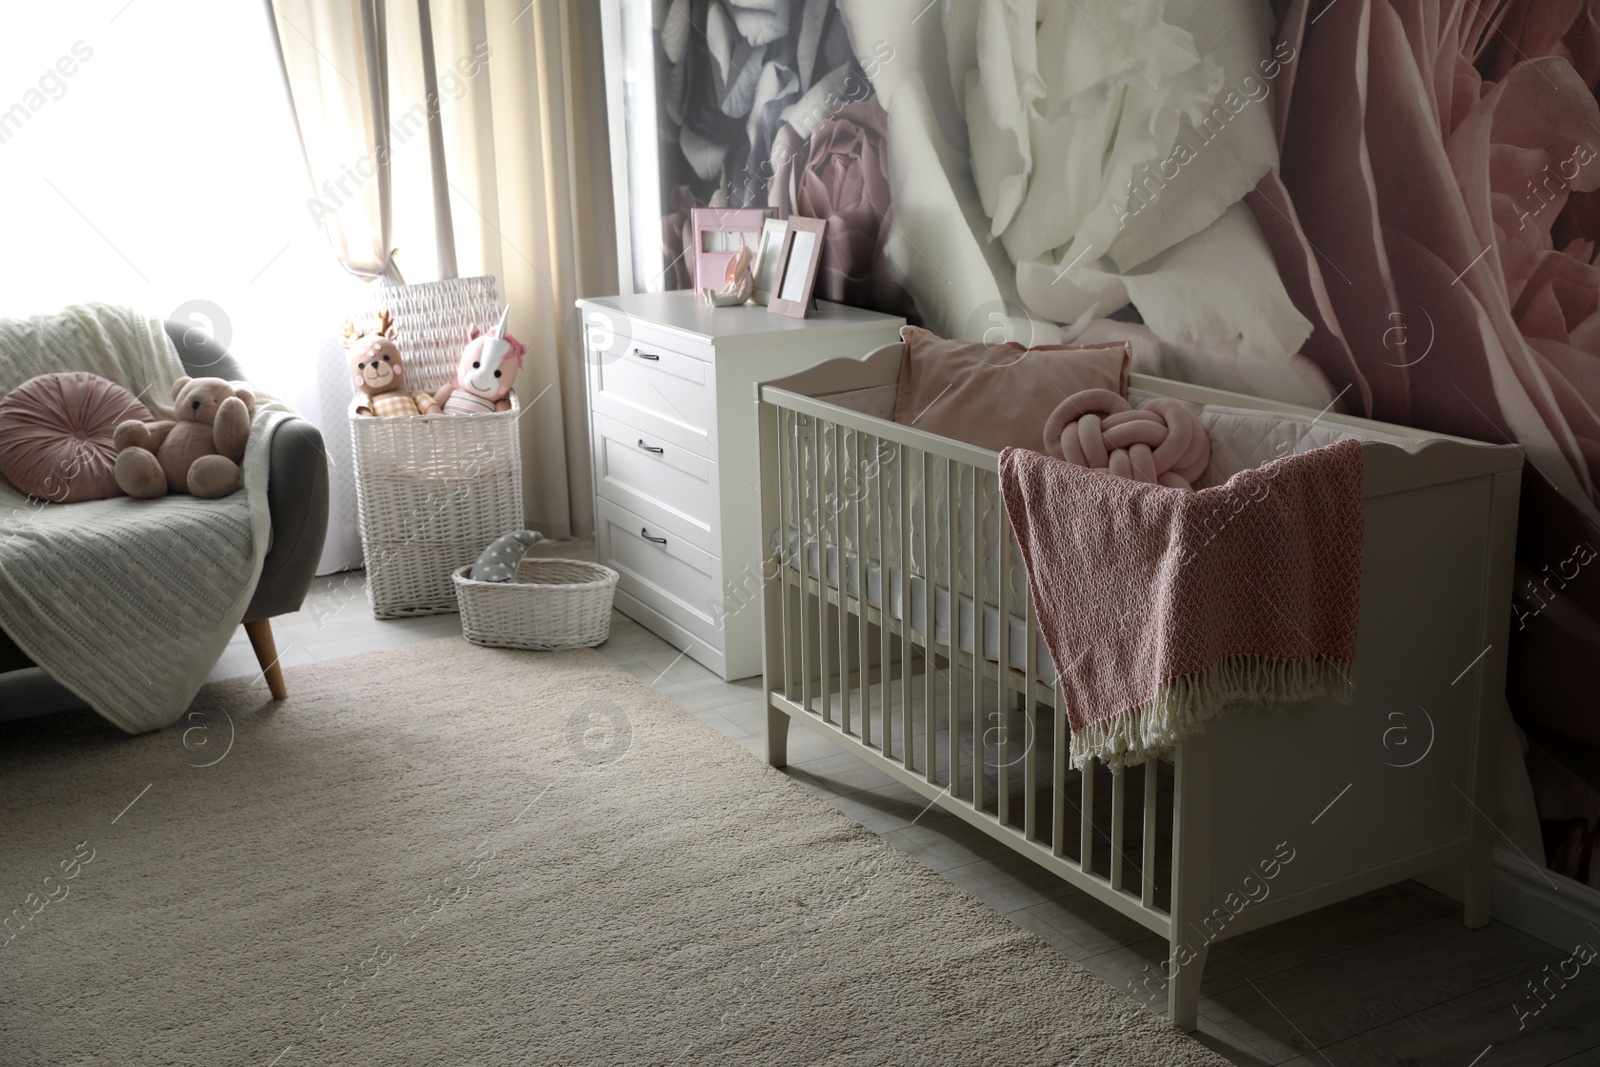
(0, 321), (330, 706)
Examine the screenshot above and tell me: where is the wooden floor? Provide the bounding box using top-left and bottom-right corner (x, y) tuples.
(13, 547), (1596, 1066)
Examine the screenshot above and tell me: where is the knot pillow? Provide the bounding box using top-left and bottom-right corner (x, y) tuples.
(1043, 388), (1211, 490)
(0, 372), (153, 502)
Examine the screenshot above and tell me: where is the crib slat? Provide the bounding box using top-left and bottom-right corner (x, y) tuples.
(878, 438), (892, 761)
(921, 450), (935, 784)
(996, 472), (1011, 829)
(946, 458), (958, 794)
(855, 431), (871, 749)
(834, 422), (849, 736)
(898, 444), (912, 767)
(1142, 760), (1159, 909)
(1052, 706), (1067, 859)
(966, 460), (979, 819)
(813, 416), (829, 725)
(777, 409), (793, 702)
(1023, 534), (1037, 842)
(1110, 768), (1126, 892)
(1080, 760), (1095, 875)
(795, 415), (812, 714)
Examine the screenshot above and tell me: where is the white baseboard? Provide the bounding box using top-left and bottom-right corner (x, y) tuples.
(1416, 847), (1600, 954)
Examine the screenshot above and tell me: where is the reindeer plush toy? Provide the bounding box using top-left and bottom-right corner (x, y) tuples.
(434, 306), (525, 415)
(344, 310), (441, 417)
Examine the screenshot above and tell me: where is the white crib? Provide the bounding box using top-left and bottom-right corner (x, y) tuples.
(755, 343), (1523, 1030)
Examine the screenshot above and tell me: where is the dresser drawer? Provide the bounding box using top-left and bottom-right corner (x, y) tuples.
(591, 335), (713, 436)
(591, 410), (715, 550)
(624, 316), (713, 363)
(597, 496), (720, 647)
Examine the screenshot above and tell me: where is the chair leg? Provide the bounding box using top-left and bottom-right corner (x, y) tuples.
(243, 619), (288, 700)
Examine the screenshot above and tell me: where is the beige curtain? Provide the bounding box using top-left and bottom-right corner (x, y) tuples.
(267, 0), (401, 281)
(268, 0), (616, 538)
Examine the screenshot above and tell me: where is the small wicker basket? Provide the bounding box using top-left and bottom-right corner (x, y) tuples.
(452, 558), (619, 650)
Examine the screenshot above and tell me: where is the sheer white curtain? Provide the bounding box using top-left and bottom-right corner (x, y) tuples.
(268, 0), (617, 539)
(0, 1), (370, 573)
(3, 1), (616, 571)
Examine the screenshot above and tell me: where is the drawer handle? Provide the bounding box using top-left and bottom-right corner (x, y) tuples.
(640, 528), (668, 545)
(636, 439), (664, 454)
(633, 349), (662, 361)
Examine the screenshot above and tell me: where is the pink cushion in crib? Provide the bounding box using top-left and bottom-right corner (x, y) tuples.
(0, 372), (153, 502)
(891, 326), (1130, 453)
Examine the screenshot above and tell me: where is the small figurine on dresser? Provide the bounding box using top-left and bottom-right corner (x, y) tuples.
(701, 244), (754, 307)
(344, 310), (441, 417)
(435, 306), (525, 415)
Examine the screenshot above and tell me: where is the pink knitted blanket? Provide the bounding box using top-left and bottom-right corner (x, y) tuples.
(999, 438), (1365, 769)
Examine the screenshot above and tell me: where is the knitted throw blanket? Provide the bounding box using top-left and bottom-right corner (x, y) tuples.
(0, 304), (292, 733)
(999, 439), (1364, 769)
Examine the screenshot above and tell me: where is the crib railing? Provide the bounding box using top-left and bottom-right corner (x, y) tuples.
(757, 386), (1178, 937)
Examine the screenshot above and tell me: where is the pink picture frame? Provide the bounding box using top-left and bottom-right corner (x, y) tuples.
(691, 207), (772, 292)
(766, 216), (828, 319)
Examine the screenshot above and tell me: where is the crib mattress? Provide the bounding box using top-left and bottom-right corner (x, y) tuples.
(774, 527), (1058, 685)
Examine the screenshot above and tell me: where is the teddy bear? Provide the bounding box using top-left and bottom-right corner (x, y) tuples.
(112, 376), (256, 499)
(344, 310), (441, 417)
(434, 306), (525, 415)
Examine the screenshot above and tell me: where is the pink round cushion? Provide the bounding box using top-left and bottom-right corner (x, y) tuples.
(0, 372), (153, 502)
(1042, 388), (1211, 490)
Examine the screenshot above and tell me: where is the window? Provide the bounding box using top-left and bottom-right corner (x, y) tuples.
(0, 1), (363, 407)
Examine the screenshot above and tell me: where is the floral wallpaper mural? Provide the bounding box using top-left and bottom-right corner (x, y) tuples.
(620, 0), (1600, 883)
(646, 0), (913, 314)
(1254, 0), (1600, 886)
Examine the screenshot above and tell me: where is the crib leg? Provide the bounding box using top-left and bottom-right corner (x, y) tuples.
(1168, 941), (1209, 1032)
(1462, 700), (1510, 930)
(767, 704), (791, 769)
(1463, 858), (1493, 930)
(1167, 732), (1215, 1032)
(1463, 814), (1495, 929)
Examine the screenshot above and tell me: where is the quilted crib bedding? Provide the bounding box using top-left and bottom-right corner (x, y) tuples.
(772, 386), (1424, 682)
(771, 524), (1054, 681)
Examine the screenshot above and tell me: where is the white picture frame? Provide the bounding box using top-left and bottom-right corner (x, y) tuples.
(750, 218), (789, 306)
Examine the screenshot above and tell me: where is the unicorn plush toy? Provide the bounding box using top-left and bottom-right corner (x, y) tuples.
(434, 306), (526, 415)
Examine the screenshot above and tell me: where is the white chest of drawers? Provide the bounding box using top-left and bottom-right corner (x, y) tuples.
(577, 291), (905, 680)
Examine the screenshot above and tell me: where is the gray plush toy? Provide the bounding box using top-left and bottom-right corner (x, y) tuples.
(472, 529), (544, 582)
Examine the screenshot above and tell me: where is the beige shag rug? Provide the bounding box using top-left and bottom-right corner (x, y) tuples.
(0, 638), (1224, 1065)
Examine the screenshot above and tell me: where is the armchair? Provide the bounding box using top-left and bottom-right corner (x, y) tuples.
(0, 321), (330, 705)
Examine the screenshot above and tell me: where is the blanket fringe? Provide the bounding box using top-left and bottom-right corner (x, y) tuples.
(1068, 655), (1354, 771)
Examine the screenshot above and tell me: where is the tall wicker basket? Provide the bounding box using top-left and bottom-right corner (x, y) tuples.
(350, 275), (523, 618)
